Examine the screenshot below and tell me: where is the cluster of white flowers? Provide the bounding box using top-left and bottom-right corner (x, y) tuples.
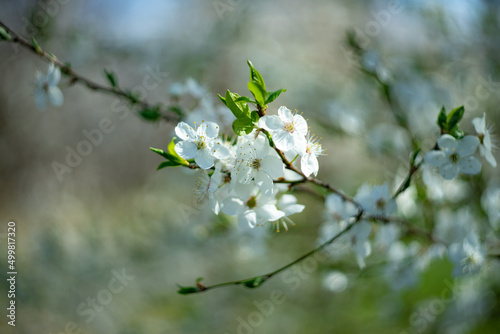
(173, 105), (325, 231)
(424, 113), (497, 180)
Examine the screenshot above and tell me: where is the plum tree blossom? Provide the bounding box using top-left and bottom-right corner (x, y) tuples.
(424, 134), (481, 180)
(354, 183), (397, 216)
(221, 183), (285, 228)
(273, 194), (305, 232)
(300, 133), (325, 177)
(232, 134), (284, 196)
(34, 63), (63, 110)
(258, 106), (308, 154)
(174, 121), (230, 169)
(472, 113), (497, 167)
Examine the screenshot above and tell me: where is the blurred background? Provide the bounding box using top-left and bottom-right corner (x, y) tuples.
(1, 0), (500, 333)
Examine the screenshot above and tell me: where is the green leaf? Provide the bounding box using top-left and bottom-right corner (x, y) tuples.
(247, 60), (266, 90)
(218, 94), (227, 106)
(235, 96), (257, 104)
(176, 284), (200, 295)
(0, 27), (11, 40)
(447, 106), (464, 130)
(139, 108), (161, 121)
(450, 126), (464, 139)
(232, 118), (254, 136)
(225, 90), (252, 119)
(248, 81), (267, 107)
(157, 160), (182, 169)
(265, 88), (286, 104)
(437, 106), (447, 131)
(104, 70), (118, 88)
(242, 276), (266, 289)
(168, 105), (184, 117)
(150, 144), (188, 166)
(30, 37), (43, 55)
(196, 277), (204, 283)
(250, 110), (260, 123)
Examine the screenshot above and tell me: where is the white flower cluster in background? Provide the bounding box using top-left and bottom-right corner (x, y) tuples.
(172, 105), (326, 231)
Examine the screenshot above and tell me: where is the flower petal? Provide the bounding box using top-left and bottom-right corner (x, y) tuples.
(256, 204), (285, 222)
(424, 150), (447, 167)
(35, 90), (47, 110)
(301, 153), (319, 177)
(484, 149), (497, 167)
(195, 148), (215, 169)
(175, 122), (197, 141)
(254, 171), (274, 196)
(212, 142), (230, 160)
(437, 134), (458, 152)
(259, 115), (283, 131)
(198, 121), (219, 138)
(47, 63), (61, 86)
(261, 155), (284, 179)
(457, 136), (479, 157)
(292, 114), (308, 136)
(440, 163), (460, 180)
(48, 86), (63, 106)
(458, 156), (482, 175)
(278, 106), (293, 121)
(222, 197), (245, 216)
(175, 141), (197, 159)
(239, 210), (257, 228)
(472, 113), (486, 133)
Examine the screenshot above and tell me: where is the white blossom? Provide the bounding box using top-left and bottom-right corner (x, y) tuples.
(271, 194), (305, 232)
(174, 121), (229, 169)
(472, 113), (497, 167)
(258, 106), (308, 154)
(324, 193), (357, 222)
(300, 133), (325, 177)
(448, 232), (486, 276)
(355, 183), (397, 216)
(424, 134), (481, 180)
(232, 134), (284, 196)
(221, 183), (285, 228)
(35, 63), (63, 110)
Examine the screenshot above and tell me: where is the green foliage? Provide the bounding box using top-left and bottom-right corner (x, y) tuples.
(0, 27), (11, 40)
(242, 276), (266, 288)
(104, 70), (118, 88)
(150, 138), (189, 169)
(436, 105), (465, 138)
(176, 284), (200, 295)
(265, 88), (286, 104)
(139, 107), (161, 121)
(30, 37), (43, 55)
(225, 90), (255, 135)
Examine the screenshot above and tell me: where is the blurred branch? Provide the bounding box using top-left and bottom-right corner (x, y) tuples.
(178, 209), (363, 294)
(0, 20), (181, 122)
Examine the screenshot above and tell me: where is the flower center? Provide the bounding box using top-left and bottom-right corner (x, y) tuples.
(246, 196), (257, 209)
(196, 136), (207, 150)
(449, 153), (459, 163)
(223, 173), (231, 184)
(42, 82), (49, 93)
(375, 198), (386, 210)
(478, 133), (484, 145)
(251, 158), (262, 171)
(283, 122), (295, 133)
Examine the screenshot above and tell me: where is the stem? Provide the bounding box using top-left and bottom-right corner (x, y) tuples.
(0, 20), (180, 123)
(179, 209), (363, 294)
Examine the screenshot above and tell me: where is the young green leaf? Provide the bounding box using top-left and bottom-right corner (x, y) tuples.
(247, 60), (266, 90)
(157, 160), (182, 169)
(176, 284), (200, 295)
(104, 70), (118, 88)
(437, 106), (447, 130)
(248, 81), (267, 107)
(139, 108), (161, 121)
(447, 106), (465, 130)
(232, 118), (254, 136)
(242, 276), (266, 288)
(235, 96), (257, 104)
(0, 27), (11, 40)
(31, 37), (43, 55)
(218, 94), (227, 106)
(150, 144), (188, 166)
(265, 88), (286, 104)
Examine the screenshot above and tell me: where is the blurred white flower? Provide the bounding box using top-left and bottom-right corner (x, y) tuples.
(449, 232), (486, 276)
(221, 183), (284, 228)
(355, 182), (397, 216)
(481, 183), (500, 229)
(472, 112), (497, 167)
(324, 193), (357, 222)
(434, 208), (476, 244)
(424, 134), (481, 180)
(351, 220), (372, 269)
(322, 271), (349, 293)
(259, 106), (308, 154)
(35, 63), (63, 110)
